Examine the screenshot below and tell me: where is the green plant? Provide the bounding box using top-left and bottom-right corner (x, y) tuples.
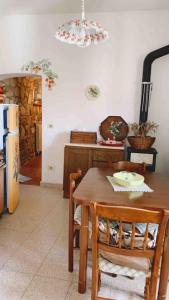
(108, 121), (123, 139)
(129, 122), (158, 137)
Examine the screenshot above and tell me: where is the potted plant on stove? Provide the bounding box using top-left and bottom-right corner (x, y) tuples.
(127, 121), (158, 150)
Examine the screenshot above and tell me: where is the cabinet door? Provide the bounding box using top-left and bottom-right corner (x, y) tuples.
(63, 147), (91, 197)
(92, 149), (124, 167)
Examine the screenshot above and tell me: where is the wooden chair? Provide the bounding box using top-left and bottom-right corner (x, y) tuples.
(91, 202), (168, 300)
(68, 170), (82, 272)
(108, 160), (146, 174)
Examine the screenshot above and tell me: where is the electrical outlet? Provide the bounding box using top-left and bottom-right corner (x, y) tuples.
(48, 166), (54, 170)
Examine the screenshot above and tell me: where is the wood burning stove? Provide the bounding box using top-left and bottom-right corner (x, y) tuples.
(139, 44), (169, 123)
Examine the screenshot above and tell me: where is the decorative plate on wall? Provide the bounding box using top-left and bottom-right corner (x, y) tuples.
(100, 116), (129, 141)
(86, 85), (100, 100)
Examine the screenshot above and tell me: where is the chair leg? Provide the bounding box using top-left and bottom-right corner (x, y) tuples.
(98, 270), (101, 291)
(144, 277), (150, 300)
(149, 274), (159, 300)
(75, 229), (80, 248)
(92, 247), (99, 300)
(92, 267), (99, 300)
(68, 200), (74, 272)
(68, 228), (74, 272)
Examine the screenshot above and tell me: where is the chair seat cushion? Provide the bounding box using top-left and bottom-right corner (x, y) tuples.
(99, 218), (158, 249)
(100, 250), (150, 272)
(74, 208), (158, 249)
(74, 205), (81, 225)
(99, 255), (149, 278)
(74, 206), (92, 237)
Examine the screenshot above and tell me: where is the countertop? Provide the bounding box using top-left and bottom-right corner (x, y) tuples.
(65, 143), (124, 150)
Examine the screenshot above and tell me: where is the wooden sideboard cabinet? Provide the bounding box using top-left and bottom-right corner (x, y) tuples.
(63, 143), (124, 197)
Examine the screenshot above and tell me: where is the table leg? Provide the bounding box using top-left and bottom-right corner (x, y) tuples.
(78, 205), (89, 294)
(158, 220), (169, 300)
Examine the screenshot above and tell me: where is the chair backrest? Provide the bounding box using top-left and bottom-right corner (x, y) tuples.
(108, 160), (146, 174)
(91, 203), (167, 255)
(69, 169), (82, 200)
(91, 202), (168, 298)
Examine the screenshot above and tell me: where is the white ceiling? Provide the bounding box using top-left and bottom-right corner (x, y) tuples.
(0, 0), (169, 15)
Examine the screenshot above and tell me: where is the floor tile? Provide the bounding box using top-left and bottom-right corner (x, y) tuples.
(0, 213), (39, 233)
(49, 232), (68, 256)
(22, 275), (71, 300)
(37, 252), (75, 282)
(0, 227), (29, 251)
(3, 244), (47, 274)
(21, 230), (58, 253)
(0, 244), (17, 269)
(98, 274), (144, 300)
(0, 270), (33, 300)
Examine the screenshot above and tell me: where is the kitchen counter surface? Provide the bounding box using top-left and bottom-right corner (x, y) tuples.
(65, 142), (124, 150)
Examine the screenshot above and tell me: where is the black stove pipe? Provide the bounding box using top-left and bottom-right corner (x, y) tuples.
(139, 44), (169, 123)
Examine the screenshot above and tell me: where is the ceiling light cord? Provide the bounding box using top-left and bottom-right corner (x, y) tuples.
(81, 0), (85, 20)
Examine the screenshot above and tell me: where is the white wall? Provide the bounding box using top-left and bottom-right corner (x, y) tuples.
(0, 10), (169, 183)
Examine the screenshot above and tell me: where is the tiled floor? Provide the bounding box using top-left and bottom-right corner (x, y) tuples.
(0, 185), (168, 300)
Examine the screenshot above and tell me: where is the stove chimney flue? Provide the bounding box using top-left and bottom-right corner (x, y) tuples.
(139, 44), (169, 123)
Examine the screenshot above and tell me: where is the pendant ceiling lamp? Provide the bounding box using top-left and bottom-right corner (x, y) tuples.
(55, 0), (109, 47)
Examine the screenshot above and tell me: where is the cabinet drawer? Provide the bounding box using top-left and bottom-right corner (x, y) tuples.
(92, 149), (124, 162)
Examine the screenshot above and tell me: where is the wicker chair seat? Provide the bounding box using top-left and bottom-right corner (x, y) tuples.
(99, 255), (150, 278)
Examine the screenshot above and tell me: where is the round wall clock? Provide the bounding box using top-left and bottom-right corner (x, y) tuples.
(86, 85), (100, 100)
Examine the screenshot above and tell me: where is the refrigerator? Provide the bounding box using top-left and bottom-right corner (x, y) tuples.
(0, 104), (20, 213)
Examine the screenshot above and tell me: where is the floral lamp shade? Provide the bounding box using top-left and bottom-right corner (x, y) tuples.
(55, 19), (108, 47)
(55, 0), (109, 47)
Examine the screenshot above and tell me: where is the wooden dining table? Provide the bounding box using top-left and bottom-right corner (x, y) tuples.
(73, 167), (169, 299)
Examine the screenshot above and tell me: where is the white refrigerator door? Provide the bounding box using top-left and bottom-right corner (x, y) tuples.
(6, 132), (20, 213)
(7, 104), (19, 132)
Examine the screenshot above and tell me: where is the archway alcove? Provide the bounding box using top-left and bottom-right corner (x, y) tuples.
(0, 72), (43, 185)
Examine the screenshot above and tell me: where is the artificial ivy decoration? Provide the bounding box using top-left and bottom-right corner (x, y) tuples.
(21, 59), (58, 90)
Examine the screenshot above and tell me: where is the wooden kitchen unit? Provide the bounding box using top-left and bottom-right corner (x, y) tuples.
(0, 163), (5, 214)
(63, 143), (124, 197)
